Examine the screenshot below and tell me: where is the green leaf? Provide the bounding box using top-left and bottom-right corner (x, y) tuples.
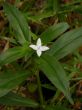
(40, 22), (69, 44)
(0, 92), (39, 107)
(46, 0), (60, 12)
(36, 55), (73, 104)
(3, 2), (30, 45)
(48, 27), (82, 59)
(0, 46), (31, 66)
(45, 105), (71, 110)
(25, 11), (54, 22)
(0, 70), (31, 97)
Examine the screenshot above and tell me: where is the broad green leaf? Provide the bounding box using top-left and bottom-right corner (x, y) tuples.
(48, 27), (82, 59)
(36, 55), (73, 104)
(0, 46), (31, 66)
(3, 2), (30, 45)
(0, 92), (39, 107)
(45, 105), (71, 110)
(0, 70), (31, 97)
(40, 22), (69, 44)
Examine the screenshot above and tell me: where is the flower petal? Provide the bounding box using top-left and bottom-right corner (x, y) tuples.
(29, 45), (37, 50)
(41, 46), (49, 51)
(37, 50), (42, 57)
(37, 38), (41, 46)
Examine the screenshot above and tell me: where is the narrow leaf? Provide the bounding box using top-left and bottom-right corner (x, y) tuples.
(0, 70), (31, 97)
(36, 55), (73, 104)
(46, 0), (60, 12)
(48, 27), (82, 59)
(3, 2), (30, 44)
(0, 46), (31, 66)
(45, 105), (72, 110)
(0, 92), (39, 107)
(40, 22), (69, 44)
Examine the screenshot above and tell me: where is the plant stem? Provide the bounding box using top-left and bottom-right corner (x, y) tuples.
(51, 90), (60, 104)
(36, 70), (44, 106)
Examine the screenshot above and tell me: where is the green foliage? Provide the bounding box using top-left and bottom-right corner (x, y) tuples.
(40, 22), (69, 44)
(0, 70), (32, 97)
(36, 54), (73, 104)
(45, 105), (71, 110)
(0, 0), (82, 109)
(0, 92), (39, 107)
(46, 0), (60, 12)
(3, 2), (30, 45)
(48, 27), (82, 59)
(0, 45), (31, 66)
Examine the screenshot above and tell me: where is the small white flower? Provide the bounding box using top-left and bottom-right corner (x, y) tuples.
(29, 38), (49, 57)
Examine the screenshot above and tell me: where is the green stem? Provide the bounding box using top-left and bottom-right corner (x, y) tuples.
(51, 90), (60, 104)
(36, 70), (44, 106)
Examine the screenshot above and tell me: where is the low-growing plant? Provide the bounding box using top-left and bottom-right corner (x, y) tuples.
(0, 1), (82, 110)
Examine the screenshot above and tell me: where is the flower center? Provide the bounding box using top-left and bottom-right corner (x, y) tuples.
(37, 46), (41, 50)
